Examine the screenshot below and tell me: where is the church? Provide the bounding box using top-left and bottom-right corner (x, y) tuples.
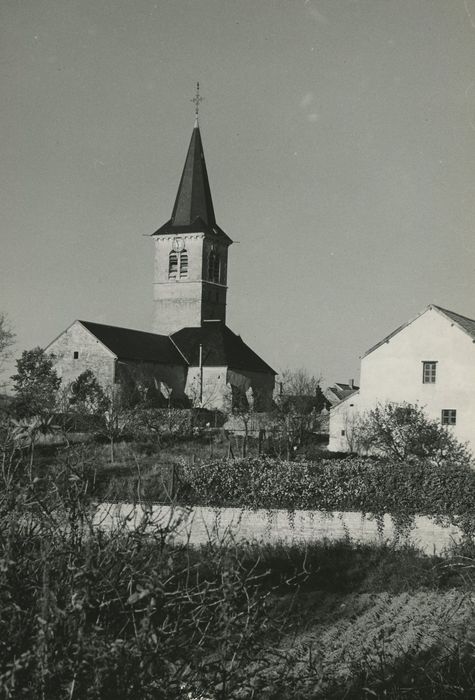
(46, 97), (276, 411)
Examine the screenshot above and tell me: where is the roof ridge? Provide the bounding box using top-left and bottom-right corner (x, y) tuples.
(79, 319), (168, 338)
(431, 304), (475, 324)
(364, 304), (475, 359)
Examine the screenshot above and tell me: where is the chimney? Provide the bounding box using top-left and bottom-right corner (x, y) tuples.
(349, 378), (355, 389)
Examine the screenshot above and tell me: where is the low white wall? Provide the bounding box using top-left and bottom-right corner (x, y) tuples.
(94, 504), (465, 556)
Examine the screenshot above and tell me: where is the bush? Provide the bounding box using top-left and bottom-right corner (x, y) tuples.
(356, 401), (473, 467)
(179, 456), (475, 527)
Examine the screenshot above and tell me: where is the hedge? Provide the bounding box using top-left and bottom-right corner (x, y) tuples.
(179, 456), (475, 527)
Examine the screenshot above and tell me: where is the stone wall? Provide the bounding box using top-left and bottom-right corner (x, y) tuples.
(46, 321), (116, 389)
(153, 232), (229, 335)
(95, 505), (466, 557)
(117, 361), (187, 402)
(185, 366), (231, 410)
(153, 233), (207, 334)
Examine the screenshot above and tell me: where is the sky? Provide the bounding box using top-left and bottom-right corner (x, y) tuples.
(1, 0), (475, 387)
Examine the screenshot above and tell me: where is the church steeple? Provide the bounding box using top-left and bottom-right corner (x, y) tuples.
(171, 122), (216, 228)
(151, 89), (232, 336)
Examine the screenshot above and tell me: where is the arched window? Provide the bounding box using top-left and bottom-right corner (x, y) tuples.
(179, 250), (188, 278)
(208, 251), (220, 283)
(168, 252), (178, 278)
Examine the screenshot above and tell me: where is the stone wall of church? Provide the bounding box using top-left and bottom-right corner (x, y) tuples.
(46, 321), (116, 389)
(184, 366), (275, 412)
(153, 232), (229, 334)
(185, 366), (232, 411)
(154, 282), (205, 335)
(117, 361), (187, 402)
(153, 233), (206, 334)
(226, 369), (275, 412)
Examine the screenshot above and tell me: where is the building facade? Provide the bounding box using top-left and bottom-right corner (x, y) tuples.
(329, 305), (475, 454)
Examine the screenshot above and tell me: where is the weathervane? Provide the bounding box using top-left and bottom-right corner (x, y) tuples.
(191, 81), (203, 118)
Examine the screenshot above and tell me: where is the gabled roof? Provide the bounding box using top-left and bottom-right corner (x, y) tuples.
(329, 390), (360, 411)
(363, 304), (475, 358)
(432, 305), (475, 340)
(152, 122), (232, 245)
(324, 382), (359, 406)
(171, 321), (276, 375)
(78, 321), (185, 365)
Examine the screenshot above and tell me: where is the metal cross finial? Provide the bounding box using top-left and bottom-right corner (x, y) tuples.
(191, 81), (203, 117)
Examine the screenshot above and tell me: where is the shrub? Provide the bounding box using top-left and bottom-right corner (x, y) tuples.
(69, 369), (110, 415)
(179, 456), (475, 528)
(356, 401), (473, 467)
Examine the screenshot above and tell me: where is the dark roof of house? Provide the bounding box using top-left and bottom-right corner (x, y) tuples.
(363, 304), (475, 358)
(324, 383), (359, 406)
(171, 321), (276, 375)
(152, 122), (232, 245)
(79, 321), (184, 365)
(433, 305), (475, 340)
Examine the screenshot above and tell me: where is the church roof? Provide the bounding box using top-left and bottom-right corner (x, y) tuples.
(171, 321), (276, 375)
(74, 320), (275, 375)
(152, 122), (232, 244)
(78, 321), (183, 365)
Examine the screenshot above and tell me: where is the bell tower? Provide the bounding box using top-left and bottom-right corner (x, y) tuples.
(152, 85), (232, 335)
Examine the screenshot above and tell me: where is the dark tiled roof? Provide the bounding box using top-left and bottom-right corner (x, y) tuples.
(79, 321), (184, 365)
(152, 217), (232, 244)
(324, 384), (359, 406)
(171, 322), (276, 375)
(432, 305), (475, 340)
(172, 124), (215, 227)
(152, 124), (232, 245)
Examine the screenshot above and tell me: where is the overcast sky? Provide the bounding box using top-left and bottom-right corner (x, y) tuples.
(1, 0), (475, 386)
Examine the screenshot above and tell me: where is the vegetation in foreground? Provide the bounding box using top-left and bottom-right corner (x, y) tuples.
(1, 432), (475, 699)
(2, 337), (475, 696)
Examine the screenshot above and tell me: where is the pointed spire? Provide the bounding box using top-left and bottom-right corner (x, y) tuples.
(171, 120), (216, 227)
(151, 85), (232, 245)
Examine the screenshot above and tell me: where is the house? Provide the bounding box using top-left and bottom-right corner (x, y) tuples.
(329, 304), (475, 454)
(46, 94), (276, 411)
(323, 380), (359, 408)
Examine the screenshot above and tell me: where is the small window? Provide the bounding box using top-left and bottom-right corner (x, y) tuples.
(179, 250), (188, 278)
(168, 252), (178, 278)
(341, 429), (346, 436)
(73, 351), (79, 359)
(422, 361), (437, 384)
(208, 250), (220, 283)
(441, 409), (456, 425)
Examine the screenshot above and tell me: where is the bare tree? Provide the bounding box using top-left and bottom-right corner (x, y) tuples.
(278, 367), (322, 397)
(0, 313), (15, 376)
(273, 367), (325, 459)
